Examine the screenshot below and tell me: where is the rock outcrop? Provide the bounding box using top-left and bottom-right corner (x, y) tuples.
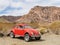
(17, 6), (60, 25)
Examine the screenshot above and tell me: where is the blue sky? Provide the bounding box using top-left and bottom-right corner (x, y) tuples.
(0, 0), (60, 16)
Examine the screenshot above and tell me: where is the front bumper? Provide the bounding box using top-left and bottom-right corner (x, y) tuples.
(31, 34), (41, 38)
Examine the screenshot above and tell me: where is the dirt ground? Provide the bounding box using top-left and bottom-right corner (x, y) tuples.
(0, 33), (60, 45)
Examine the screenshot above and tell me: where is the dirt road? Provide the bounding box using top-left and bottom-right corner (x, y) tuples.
(0, 33), (60, 45)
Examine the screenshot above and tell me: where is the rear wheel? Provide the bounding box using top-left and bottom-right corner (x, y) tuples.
(24, 34), (31, 42)
(10, 32), (15, 38)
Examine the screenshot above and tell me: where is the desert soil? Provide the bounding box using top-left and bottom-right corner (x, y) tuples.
(0, 33), (60, 45)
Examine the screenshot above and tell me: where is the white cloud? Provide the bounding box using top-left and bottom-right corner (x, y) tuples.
(0, 0), (9, 11)
(34, 0), (60, 6)
(25, 0), (40, 2)
(10, 0), (27, 9)
(0, 0), (60, 16)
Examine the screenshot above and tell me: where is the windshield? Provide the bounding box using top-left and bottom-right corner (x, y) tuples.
(24, 25), (32, 28)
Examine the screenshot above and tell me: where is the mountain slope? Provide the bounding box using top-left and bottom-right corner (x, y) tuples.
(0, 17), (10, 23)
(1, 16), (21, 22)
(17, 6), (60, 25)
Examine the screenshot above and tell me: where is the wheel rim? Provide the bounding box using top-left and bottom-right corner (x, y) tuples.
(24, 34), (29, 41)
(10, 32), (14, 38)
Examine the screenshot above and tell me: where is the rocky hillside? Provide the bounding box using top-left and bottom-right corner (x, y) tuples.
(0, 17), (10, 23)
(17, 6), (60, 25)
(0, 16), (21, 22)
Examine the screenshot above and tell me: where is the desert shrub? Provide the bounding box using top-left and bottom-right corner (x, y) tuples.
(49, 21), (60, 35)
(0, 23), (15, 36)
(37, 27), (48, 34)
(29, 22), (39, 28)
(0, 28), (4, 37)
(0, 33), (4, 37)
(28, 22), (49, 34)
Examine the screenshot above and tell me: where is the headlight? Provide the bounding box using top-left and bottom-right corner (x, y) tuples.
(39, 32), (41, 34)
(31, 32), (34, 35)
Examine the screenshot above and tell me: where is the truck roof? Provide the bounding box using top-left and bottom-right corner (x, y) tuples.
(17, 24), (27, 26)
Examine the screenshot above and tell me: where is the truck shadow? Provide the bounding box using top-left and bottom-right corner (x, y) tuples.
(15, 37), (45, 42)
(30, 39), (45, 42)
(15, 37), (24, 40)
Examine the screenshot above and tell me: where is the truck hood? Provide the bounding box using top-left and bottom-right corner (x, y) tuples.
(25, 28), (40, 34)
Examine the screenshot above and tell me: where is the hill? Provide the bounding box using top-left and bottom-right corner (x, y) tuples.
(17, 6), (60, 25)
(0, 16), (21, 22)
(0, 17), (10, 23)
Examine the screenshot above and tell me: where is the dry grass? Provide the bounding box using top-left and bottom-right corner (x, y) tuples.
(29, 22), (39, 28)
(0, 21), (60, 36)
(0, 22), (15, 35)
(29, 21), (60, 35)
(29, 23), (49, 34)
(49, 21), (60, 35)
(37, 27), (48, 34)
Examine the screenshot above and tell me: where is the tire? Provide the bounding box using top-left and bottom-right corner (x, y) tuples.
(35, 36), (41, 40)
(24, 34), (31, 42)
(10, 32), (15, 38)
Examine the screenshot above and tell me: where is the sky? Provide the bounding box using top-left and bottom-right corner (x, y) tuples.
(0, 0), (60, 16)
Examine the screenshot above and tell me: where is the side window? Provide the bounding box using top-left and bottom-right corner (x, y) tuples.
(16, 25), (24, 29)
(15, 26), (19, 28)
(20, 26), (23, 28)
(15, 26), (21, 28)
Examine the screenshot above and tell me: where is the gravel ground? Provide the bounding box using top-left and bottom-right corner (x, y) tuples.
(0, 33), (60, 45)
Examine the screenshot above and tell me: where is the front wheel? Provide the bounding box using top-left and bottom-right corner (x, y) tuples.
(24, 34), (31, 42)
(10, 32), (15, 38)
